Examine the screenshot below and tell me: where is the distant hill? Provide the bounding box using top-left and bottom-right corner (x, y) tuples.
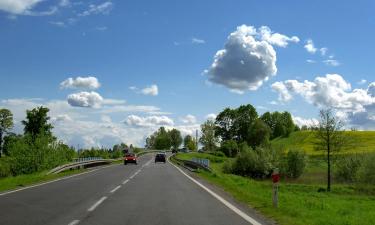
(271, 131), (375, 155)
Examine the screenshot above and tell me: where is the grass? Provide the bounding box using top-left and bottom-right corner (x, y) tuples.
(175, 152), (375, 225)
(0, 168), (86, 193)
(271, 130), (375, 155)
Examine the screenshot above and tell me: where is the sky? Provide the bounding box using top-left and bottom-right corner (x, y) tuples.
(1, 0), (375, 148)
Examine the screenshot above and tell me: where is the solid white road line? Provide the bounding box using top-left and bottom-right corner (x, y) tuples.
(68, 220), (80, 225)
(0, 168), (101, 197)
(122, 179), (129, 185)
(168, 157), (262, 225)
(88, 196), (107, 212)
(110, 185), (121, 193)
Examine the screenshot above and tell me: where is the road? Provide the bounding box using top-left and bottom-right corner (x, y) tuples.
(0, 153), (269, 225)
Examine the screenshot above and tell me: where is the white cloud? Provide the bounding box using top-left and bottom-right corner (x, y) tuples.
(95, 26), (107, 31)
(205, 113), (216, 121)
(271, 81), (292, 101)
(292, 116), (318, 128)
(206, 25), (283, 93)
(99, 105), (160, 114)
(320, 47), (328, 56)
(59, 0), (70, 7)
(0, 0), (43, 15)
(306, 59), (316, 64)
(323, 59), (340, 67)
(78, 1), (113, 17)
(50, 21), (65, 27)
(125, 115), (174, 127)
(258, 26), (299, 47)
(60, 76), (101, 90)
(304, 39), (317, 54)
(181, 114), (197, 124)
(67, 91), (103, 108)
(192, 37), (206, 44)
(141, 84), (158, 96)
(358, 79), (367, 85)
(101, 115), (112, 123)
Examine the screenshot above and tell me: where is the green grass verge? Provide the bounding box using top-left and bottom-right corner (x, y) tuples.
(271, 130), (375, 155)
(175, 153), (375, 225)
(0, 168), (86, 193)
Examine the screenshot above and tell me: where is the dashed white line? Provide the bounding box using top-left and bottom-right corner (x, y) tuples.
(110, 185), (121, 193)
(68, 220), (80, 225)
(88, 196), (107, 212)
(122, 179), (129, 185)
(168, 156), (262, 225)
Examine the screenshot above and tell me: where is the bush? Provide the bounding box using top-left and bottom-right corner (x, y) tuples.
(285, 150), (306, 178)
(219, 140), (238, 157)
(208, 151), (226, 157)
(335, 154), (363, 183)
(357, 154), (375, 185)
(222, 160), (234, 174)
(0, 158), (12, 178)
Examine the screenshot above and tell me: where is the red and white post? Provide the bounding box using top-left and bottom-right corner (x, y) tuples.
(272, 169), (280, 208)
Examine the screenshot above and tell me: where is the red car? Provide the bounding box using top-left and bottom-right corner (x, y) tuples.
(124, 153), (137, 165)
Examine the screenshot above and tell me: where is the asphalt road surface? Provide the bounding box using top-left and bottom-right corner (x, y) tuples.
(0, 153), (269, 225)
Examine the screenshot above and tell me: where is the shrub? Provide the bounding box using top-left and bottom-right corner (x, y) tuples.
(335, 154), (362, 183)
(0, 158), (12, 177)
(208, 151), (226, 157)
(219, 140), (238, 157)
(222, 160), (234, 174)
(357, 154), (375, 185)
(285, 150), (306, 178)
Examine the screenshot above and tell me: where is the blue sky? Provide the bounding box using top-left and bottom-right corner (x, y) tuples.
(1, 0), (375, 148)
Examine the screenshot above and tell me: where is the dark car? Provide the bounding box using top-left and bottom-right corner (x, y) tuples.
(155, 153), (166, 163)
(172, 149), (177, 154)
(124, 153), (137, 165)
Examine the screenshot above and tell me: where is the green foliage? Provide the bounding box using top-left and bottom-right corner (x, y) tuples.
(0, 108), (13, 157)
(184, 135), (197, 151)
(208, 151), (226, 157)
(219, 140), (238, 157)
(7, 135), (75, 176)
(285, 150), (306, 178)
(22, 106), (54, 141)
(247, 119), (271, 149)
(357, 154), (375, 185)
(0, 158), (12, 177)
(200, 120), (219, 151)
(169, 128), (182, 150)
(147, 127), (172, 150)
(334, 154), (363, 183)
(260, 111), (295, 139)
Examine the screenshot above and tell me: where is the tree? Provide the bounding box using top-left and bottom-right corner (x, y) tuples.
(0, 109), (13, 157)
(215, 108), (237, 141)
(22, 106), (54, 141)
(260, 111), (295, 139)
(184, 135), (196, 150)
(234, 104), (258, 143)
(169, 129), (182, 150)
(247, 119), (271, 149)
(315, 108), (346, 191)
(154, 127), (171, 150)
(200, 120), (219, 151)
(219, 140), (238, 157)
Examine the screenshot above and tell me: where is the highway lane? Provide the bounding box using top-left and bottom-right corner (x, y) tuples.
(0, 153), (269, 225)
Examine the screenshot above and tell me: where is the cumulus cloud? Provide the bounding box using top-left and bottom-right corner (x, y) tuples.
(271, 81), (292, 101)
(0, 0), (43, 14)
(258, 26), (299, 47)
(141, 84), (158, 96)
(304, 39), (317, 54)
(306, 59), (316, 64)
(67, 91), (103, 108)
(320, 47), (328, 56)
(181, 114), (197, 124)
(206, 25), (293, 93)
(206, 113), (216, 121)
(125, 115), (174, 127)
(358, 79), (367, 85)
(78, 1), (113, 17)
(60, 76), (101, 90)
(292, 116), (318, 128)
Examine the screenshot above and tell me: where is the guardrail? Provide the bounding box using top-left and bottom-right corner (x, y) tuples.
(47, 158), (113, 175)
(73, 157), (103, 162)
(170, 155), (211, 172)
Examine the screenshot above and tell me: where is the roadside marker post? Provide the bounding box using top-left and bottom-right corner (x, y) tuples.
(272, 169), (280, 208)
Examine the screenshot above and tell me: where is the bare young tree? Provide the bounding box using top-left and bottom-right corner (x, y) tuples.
(315, 108), (346, 191)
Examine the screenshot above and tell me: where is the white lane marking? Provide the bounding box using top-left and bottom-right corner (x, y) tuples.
(0, 168), (101, 197)
(88, 196), (107, 212)
(68, 220), (80, 225)
(110, 185), (121, 193)
(122, 179), (129, 185)
(168, 157), (262, 225)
